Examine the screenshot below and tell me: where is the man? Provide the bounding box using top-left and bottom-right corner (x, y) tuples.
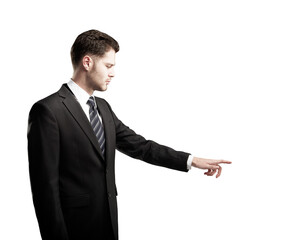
(27, 29), (231, 240)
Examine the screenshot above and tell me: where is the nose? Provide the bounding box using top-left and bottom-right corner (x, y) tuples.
(109, 68), (115, 78)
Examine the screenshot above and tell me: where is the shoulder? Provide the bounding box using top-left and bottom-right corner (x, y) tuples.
(29, 86), (64, 119)
(30, 84), (71, 110)
(31, 92), (58, 109)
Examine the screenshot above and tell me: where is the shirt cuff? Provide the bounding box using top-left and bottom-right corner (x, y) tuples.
(187, 155), (193, 170)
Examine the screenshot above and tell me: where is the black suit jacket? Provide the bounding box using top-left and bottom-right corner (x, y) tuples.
(27, 84), (190, 240)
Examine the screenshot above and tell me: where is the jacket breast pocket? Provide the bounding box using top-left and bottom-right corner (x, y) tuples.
(61, 194), (90, 208)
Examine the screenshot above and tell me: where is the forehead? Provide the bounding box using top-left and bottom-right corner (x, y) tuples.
(99, 48), (116, 64)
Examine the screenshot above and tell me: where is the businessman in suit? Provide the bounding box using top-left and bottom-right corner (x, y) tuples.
(27, 29), (231, 240)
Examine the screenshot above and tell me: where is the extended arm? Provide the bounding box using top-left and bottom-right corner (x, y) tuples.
(106, 102), (190, 172)
(105, 101), (231, 176)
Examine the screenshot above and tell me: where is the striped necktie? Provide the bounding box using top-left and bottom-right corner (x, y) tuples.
(87, 96), (105, 157)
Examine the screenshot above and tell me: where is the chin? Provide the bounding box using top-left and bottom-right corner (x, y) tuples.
(98, 86), (108, 92)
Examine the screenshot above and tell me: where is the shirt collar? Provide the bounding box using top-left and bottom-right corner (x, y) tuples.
(67, 79), (96, 106)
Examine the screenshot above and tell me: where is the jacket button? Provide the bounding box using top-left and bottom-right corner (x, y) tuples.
(106, 169), (109, 174)
(108, 193), (112, 198)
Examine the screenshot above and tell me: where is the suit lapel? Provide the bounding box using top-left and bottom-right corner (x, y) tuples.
(58, 84), (105, 162)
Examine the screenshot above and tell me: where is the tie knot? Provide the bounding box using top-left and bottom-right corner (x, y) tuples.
(87, 96), (96, 109)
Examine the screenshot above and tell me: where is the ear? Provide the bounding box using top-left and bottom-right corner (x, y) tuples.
(82, 55), (93, 71)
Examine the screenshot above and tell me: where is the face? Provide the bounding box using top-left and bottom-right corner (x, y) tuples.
(86, 48), (116, 92)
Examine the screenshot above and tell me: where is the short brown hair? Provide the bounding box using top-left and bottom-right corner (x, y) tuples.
(70, 29), (119, 69)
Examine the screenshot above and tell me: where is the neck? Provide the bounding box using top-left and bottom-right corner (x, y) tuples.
(72, 70), (94, 95)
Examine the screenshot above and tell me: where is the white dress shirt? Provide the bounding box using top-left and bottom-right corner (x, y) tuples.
(67, 79), (103, 123)
(67, 79), (193, 170)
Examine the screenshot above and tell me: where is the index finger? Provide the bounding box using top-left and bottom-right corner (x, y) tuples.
(213, 160), (232, 164)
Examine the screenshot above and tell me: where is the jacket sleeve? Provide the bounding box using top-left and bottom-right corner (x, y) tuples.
(105, 101), (190, 172)
(27, 102), (69, 240)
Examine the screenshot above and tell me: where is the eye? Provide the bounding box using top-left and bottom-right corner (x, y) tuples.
(106, 65), (112, 69)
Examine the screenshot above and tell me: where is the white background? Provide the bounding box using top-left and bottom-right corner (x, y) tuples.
(1, 0), (299, 239)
